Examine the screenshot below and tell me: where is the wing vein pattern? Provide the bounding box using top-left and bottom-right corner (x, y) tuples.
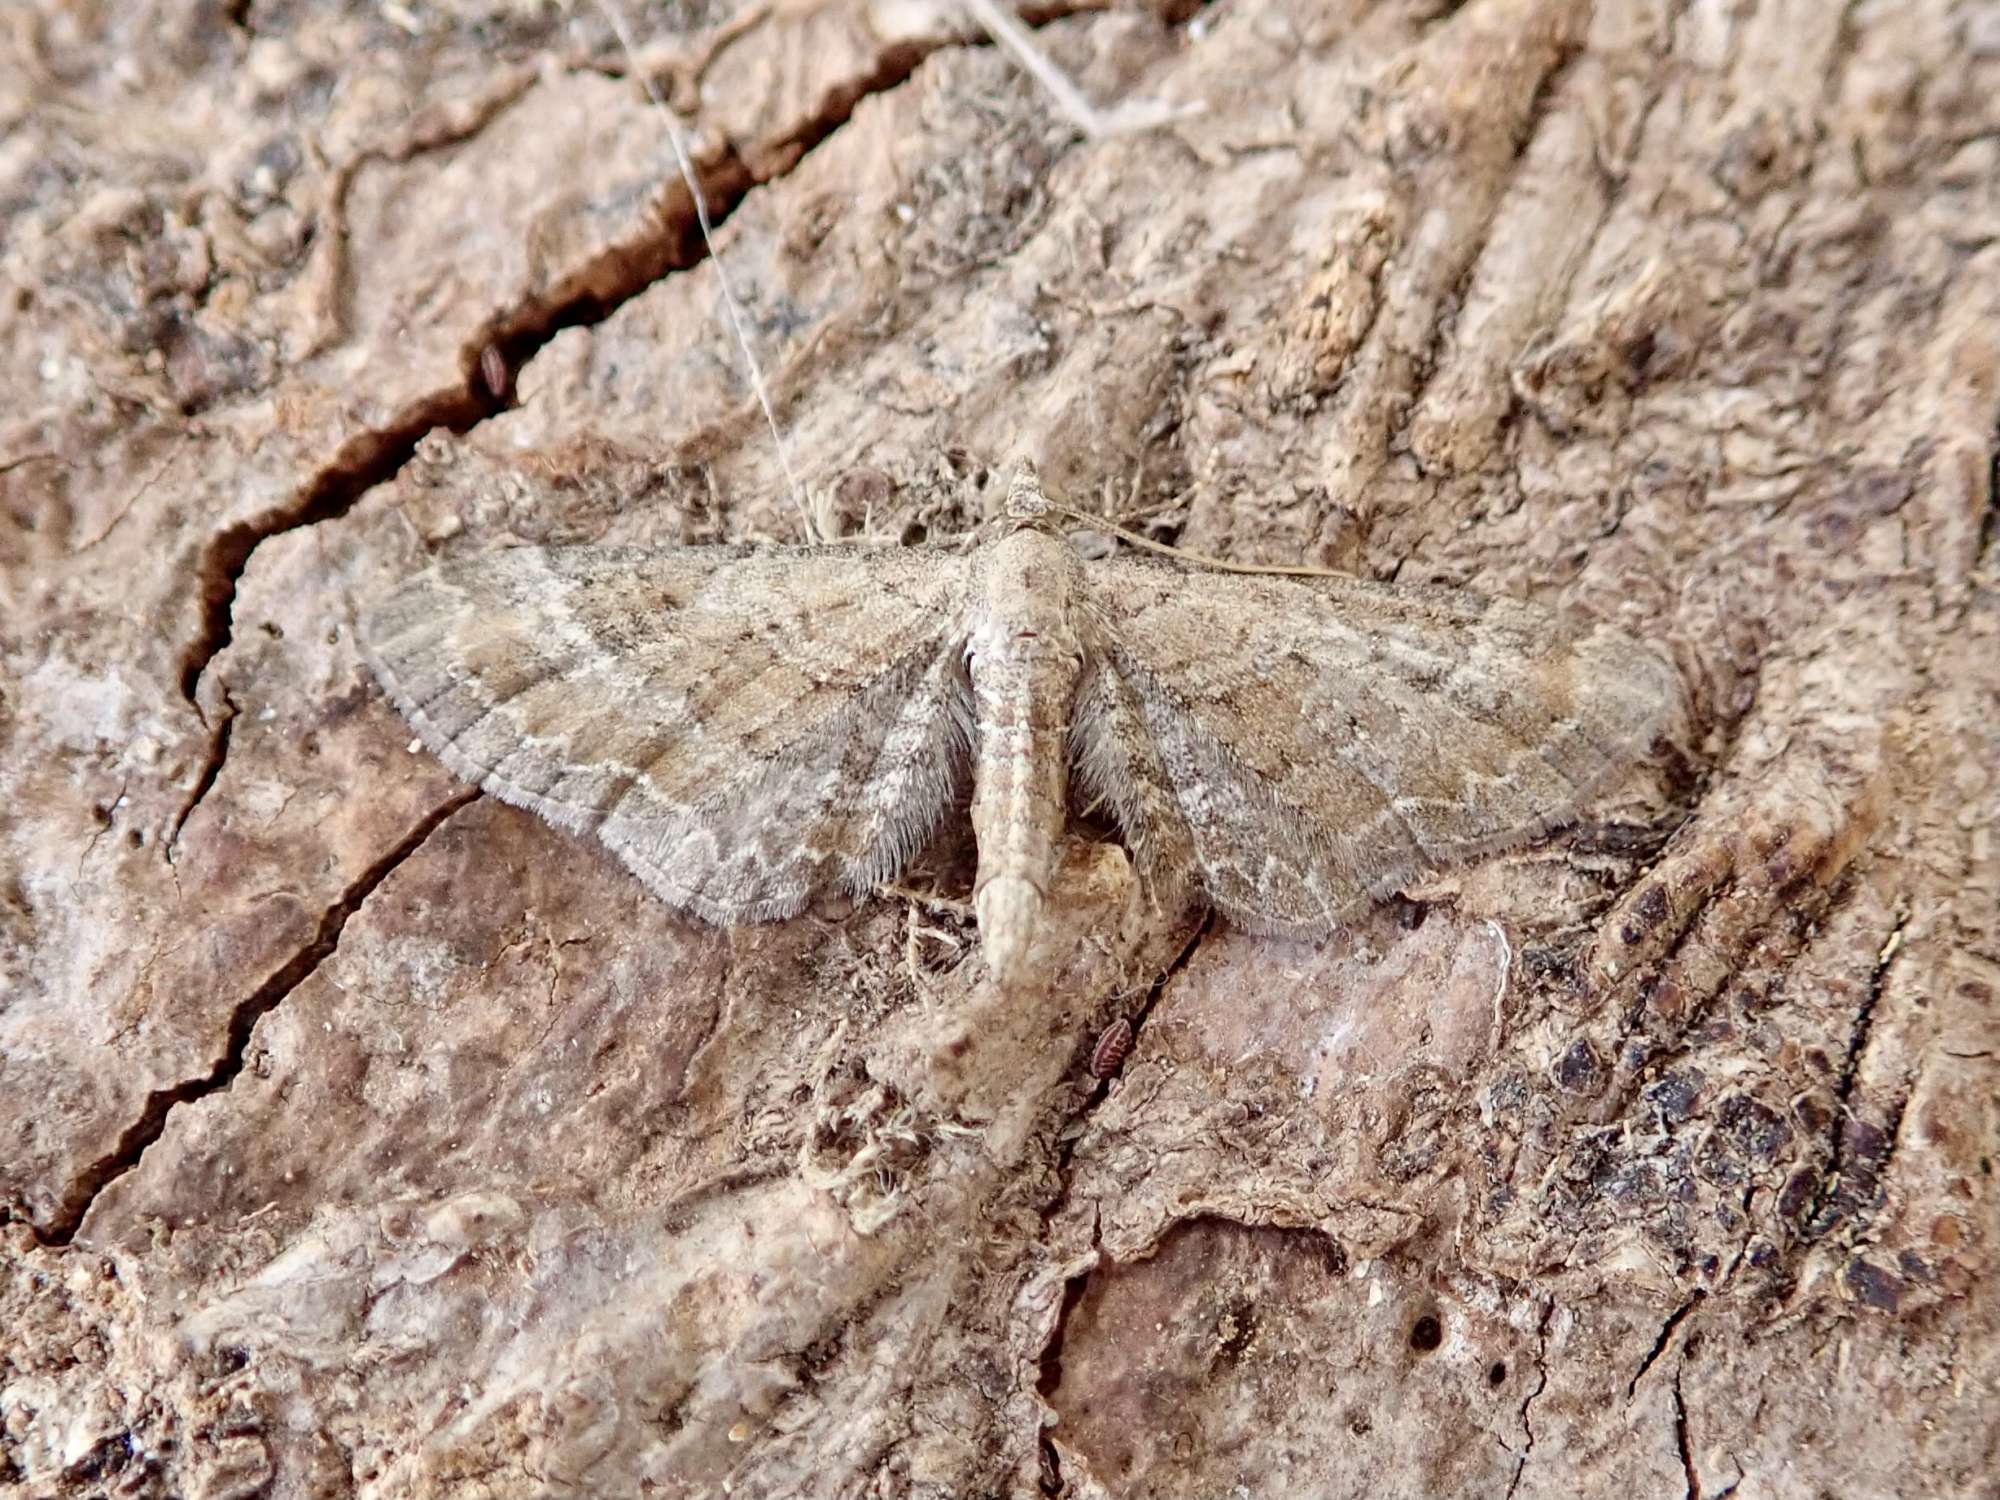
(1070, 553), (1677, 936)
(363, 543), (976, 922)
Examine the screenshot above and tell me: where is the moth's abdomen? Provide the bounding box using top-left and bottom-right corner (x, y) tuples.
(966, 529), (1088, 987)
(968, 653), (1077, 987)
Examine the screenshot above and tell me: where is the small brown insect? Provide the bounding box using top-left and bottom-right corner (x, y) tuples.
(1089, 1017), (1134, 1079)
(479, 344), (512, 403)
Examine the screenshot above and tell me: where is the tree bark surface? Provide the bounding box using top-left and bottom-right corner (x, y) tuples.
(1, 1), (1995, 1496)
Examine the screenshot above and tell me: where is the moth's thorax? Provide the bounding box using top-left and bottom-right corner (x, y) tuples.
(965, 525), (1086, 669)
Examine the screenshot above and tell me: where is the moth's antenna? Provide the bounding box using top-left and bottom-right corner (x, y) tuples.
(1047, 499), (1345, 579)
(593, 0), (817, 542)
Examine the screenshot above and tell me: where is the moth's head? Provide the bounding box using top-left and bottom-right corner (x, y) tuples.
(1002, 458), (1055, 527)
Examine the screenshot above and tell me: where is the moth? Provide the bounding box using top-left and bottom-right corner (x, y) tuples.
(362, 463), (1679, 987)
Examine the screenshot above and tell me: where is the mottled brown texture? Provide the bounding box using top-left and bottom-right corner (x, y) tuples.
(3, 0), (1996, 1496)
(365, 543), (978, 916)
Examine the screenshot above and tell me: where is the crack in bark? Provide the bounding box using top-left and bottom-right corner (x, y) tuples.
(1802, 909), (1907, 1240)
(1673, 1365), (1700, 1500)
(71, 446), (178, 555)
(44, 789), (479, 1244)
(1032, 1219), (1101, 1499)
(1028, 912), (1208, 1492)
(1087, 909), (1210, 1091)
(178, 388), (495, 706)
(1979, 426), (2000, 568)
(1503, 1299), (1554, 1500)
(164, 689), (237, 860)
(1045, 909), (1211, 1201)
(1627, 1292), (1703, 1397)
